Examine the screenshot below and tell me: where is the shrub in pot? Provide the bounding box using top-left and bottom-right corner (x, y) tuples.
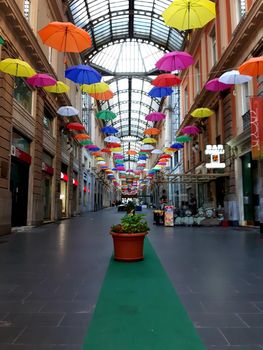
(110, 213), (149, 261)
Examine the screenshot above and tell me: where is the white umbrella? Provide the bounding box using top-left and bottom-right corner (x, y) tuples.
(57, 106), (79, 117)
(151, 149), (163, 154)
(141, 144), (154, 151)
(218, 70), (252, 85)
(104, 136), (120, 143)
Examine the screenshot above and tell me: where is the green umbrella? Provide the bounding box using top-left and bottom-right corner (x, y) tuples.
(176, 135), (192, 142)
(79, 139), (93, 145)
(96, 110), (117, 121)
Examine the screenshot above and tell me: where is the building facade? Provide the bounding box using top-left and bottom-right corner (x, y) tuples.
(178, 0), (263, 227)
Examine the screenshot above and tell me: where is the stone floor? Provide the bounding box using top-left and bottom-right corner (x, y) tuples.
(0, 208), (263, 350)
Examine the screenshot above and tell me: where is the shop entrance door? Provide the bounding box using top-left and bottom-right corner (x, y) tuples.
(43, 177), (51, 220)
(10, 158), (29, 226)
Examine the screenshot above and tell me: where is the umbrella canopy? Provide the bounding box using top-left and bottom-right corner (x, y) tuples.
(182, 125), (200, 134)
(57, 106), (79, 117)
(101, 148), (112, 153)
(218, 70), (252, 85)
(96, 110), (117, 121)
(66, 122), (85, 131)
(162, 0), (216, 30)
(104, 136), (120, 143)
(44, 81), (69, 93)
(191, 107), (214, 118)
(126, 150), (137, 155)
(74, 134), (90, 140)
(160, 154), (172, 159)
(141, 144), (155, 151)
(81, 82), (109, 94)
(151, 149), (163, 154)
(80, 140), (93, 145)
(0, 58), (35, 77)
(89, 90), (114, 100)
(107, 143), (121, 148)
(238, 56), (263, 76)
(156, 51), (194, 71)
(65, 65), (101, 85)
(101, 126), (119, 134)
(38, 22), (91, 52)
(176, 135), (193, 142)
(205, 78), (233, 92)
(89, 147), (100, 152)
(152, 74), (181, 87)
(144, 128), (160, 135)
(142, 138), (157, 144)
(148, 86), (173, 98)
(170, 143), (184, 149)
(96, 157), (105, 161)
(26, 73), (56, 87)
(145, 112), (166, 122)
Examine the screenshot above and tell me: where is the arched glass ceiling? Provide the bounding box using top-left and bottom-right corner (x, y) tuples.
(90, 41), (164, 74)
(68, 0), (185, 58)
(101, 77), (157, 139)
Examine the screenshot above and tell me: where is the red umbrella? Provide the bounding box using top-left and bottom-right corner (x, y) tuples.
(101, 148), (112, 153)
(160, 154), (172, 159)
(66, 122), (85, 131)
(152, 74), (181, 87)
(107, 143), (121, 148)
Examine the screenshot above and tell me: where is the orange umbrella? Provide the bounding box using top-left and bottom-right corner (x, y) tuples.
(38, 22), (91, 53)
(239, 56), (263, 76)
(143, 128), (160, 135)
(101, 148), (112, 153)
(126, 150), (137, 155)
(89, 90), (114, 101)
(74, 134), (90, 140)
(92, 151), (103, 157)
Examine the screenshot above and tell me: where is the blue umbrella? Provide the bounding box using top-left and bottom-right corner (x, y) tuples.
(148, 87), (173, 98)
(101, 126), (119, 134)
(89, 147), (100, 152)
(170, 143), (184, 149)
(138, 155), (148, 160)
(65, 64), (101, 85)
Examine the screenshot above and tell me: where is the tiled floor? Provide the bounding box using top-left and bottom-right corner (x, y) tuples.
(0, 208), (263, 349)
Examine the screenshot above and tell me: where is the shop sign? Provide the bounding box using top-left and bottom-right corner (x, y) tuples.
(42, 162), (54, 175)
(61, 172), (68, 182)
(11, 146), (31, 164)
(73, 179), (79, 186)
(250, 96), (263, 160)
(205, 145), (225, 169)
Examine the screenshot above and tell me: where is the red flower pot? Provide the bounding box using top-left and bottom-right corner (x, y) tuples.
(110, 232), (148, 261)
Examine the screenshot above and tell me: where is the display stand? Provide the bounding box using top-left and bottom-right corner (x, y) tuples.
(164, 206), (174, 226)
(153, 210), (164, 225)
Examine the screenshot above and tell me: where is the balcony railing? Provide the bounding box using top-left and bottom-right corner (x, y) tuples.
(242, 110), (251, 132)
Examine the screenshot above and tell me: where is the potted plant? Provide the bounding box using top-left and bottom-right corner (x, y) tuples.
(110, 213), (149, 261)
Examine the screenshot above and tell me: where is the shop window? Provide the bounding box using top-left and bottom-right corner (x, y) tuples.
(24, 0), (31, 21)
(43, 151), (53, 167)
(195, 62), (200, 95)
(43, 107), (53, 135)
(12, 130), (30, 153)
(210, 27), (217, 66)
(241, 83), (249, 115)
(184, 86), (189, 115)
(14, 78), (32, 114)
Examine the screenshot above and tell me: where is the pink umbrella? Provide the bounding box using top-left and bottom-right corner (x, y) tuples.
(145, 112), (166, 122)
(182, 125), (200, 134)
(26, 73), (56, 87)
(205, 78), (233, 92)
(156, 51), (194, 71)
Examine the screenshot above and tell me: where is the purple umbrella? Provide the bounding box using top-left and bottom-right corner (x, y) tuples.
(156, 51), (194, 71)
(26, 73), (56, 87)
(148, 86), (173, 98)
(205, 78), (233, 92)
(145, 112), (166, 122)
(181, 125), (200, 135)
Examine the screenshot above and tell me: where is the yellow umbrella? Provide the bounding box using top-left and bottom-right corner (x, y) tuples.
(81, 82), (109, 94)
(191, 107), (214, 118)
(0, 58), (35, 77)
(111, 147), (122, 152)
(96, 157), (105, 161)
(162, 0), (216, 30)
(44, 81), (69, 93)
(142, 138), (157, 144)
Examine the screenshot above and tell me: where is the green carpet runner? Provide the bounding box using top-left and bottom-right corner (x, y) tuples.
(83, 238), (206, 350)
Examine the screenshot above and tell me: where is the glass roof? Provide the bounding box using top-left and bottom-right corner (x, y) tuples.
(68, 0), (185, 164)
